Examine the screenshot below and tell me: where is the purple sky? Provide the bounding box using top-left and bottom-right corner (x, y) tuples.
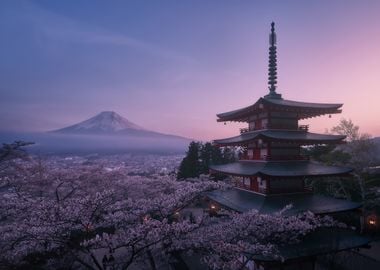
(1, 0), (380, 140)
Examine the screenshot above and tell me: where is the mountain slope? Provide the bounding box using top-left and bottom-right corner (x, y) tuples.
(52, 111), (190, 140)
(53, 111), (145, 134)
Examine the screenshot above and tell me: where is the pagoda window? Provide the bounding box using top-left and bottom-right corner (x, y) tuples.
(258, 140), (266, 148)
(247, 149), (254, 159)
(250, 176), (259, 191)
(258, 177), (266, 193)
(262, 119), (268, 129)
(249, 115), (257, 121)
(253, 149), (260, 159)
(260, 148), (268, 159)
(243, 178), (250, 188)
(249, 121), (255, 131)
(255, 119), (262, 130)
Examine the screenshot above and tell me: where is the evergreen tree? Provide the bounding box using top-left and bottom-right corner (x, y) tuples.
(177, 142), (237, 180)
(210, 145), (224, 165)
(200, 142), (213, 174)
(177, 141), (201, 179)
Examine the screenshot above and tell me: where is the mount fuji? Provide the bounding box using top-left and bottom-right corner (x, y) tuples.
(54, 111), (146, 134)
(0, 111), (192, 154)
(52, 111), (188, 140)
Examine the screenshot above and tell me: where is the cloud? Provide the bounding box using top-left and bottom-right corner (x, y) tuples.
(48, 28), (195, 63)
(6, 0), (195, 63)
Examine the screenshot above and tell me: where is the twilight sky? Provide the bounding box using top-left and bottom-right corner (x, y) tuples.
(1, 0), (380, 140)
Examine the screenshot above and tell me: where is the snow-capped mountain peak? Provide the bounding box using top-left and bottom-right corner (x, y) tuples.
(53, 111), (146, 133)
(51, 111), (191, 143)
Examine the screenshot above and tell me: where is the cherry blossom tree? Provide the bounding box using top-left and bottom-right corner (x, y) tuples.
(0, 143), (341, 270)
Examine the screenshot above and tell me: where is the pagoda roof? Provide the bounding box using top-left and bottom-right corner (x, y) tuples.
(209, 161), (352, 177)
(214, 129), (345, 146)
(207, 188), (361, 215)
(252, 228), (371, 262)
(217, 97), (343, 122)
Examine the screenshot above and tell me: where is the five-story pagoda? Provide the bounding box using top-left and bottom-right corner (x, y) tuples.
(207, 22), (371, 270)
(209, 22), (360, 215)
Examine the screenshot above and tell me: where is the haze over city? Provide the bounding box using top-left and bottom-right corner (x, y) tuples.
(1, 0), (380, 140)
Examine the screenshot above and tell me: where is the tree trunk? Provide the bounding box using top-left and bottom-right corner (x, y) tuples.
(147, 250), (157, 270)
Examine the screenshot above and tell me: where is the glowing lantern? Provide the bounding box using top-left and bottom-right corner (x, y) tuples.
(367, 214), (377, 229)
(209, 204), (218, 217)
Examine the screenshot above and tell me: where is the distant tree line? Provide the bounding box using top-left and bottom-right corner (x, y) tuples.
(177, 141), (235, 179)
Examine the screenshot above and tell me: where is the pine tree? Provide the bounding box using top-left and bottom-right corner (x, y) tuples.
(177, 142), (236, 180)
(211, 145), (224, 165)
(200, 142), (213, 174)
(177, 141), (201, 179)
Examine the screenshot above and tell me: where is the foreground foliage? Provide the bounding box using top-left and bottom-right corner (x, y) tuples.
(1, 143), (339, 270)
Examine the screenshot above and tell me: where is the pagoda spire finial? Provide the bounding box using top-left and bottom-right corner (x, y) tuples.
(265, 22), (282, 99)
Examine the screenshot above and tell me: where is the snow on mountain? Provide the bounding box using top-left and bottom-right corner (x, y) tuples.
(0, 112), (191, 154)
(51, 111), (190, 141)
(53, 111), (146, 134)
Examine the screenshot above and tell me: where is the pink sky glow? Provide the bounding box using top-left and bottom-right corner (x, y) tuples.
(1, 1), (379, 141)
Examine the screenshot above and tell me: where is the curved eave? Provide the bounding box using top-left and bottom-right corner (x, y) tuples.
(213, 130), (346, 146)
(209, 161), (353, 177)
(252, 228), (370, 262)
(217, 98), (343, 122)
(207, 188), (361, 215)
(216, 103), (257, 122)
(263, 98), (343, 109)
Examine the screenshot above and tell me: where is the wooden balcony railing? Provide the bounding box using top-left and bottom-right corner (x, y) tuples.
(258, 187), (267, 194)
(248, 124), (305, 131)
(239, 155), (309, 161)
(263, 155), (309, 161)
(235, 184), (313, 195)
(298, 125), (309, 132)
(267, 187), (313, 195)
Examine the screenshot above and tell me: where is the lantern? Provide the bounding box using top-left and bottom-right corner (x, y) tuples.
(367, 214), (378, 230)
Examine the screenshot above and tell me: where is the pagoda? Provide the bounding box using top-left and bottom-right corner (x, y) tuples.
(207, 23), (371, 269)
